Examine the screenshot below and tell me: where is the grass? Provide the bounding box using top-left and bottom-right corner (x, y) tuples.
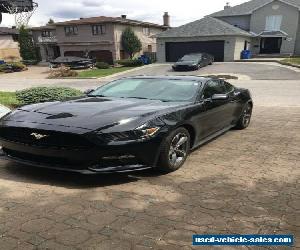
(78, 67), (136, 78)
(282, 57), (300, 65)
(0, 92), (20, 108)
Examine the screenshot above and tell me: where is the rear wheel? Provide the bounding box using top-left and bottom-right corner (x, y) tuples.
(157, 127), (190, 172)
(235, 103), (252, 129)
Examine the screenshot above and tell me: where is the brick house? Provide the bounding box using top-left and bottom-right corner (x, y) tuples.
(31, 14), (169, 63)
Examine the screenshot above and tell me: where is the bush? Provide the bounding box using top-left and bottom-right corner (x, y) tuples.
(22, 60), (39, 65)
(0, 64), (7, 72)
(96, 62), (110, 69)
(0, 62), (27, 73)
(10, 62), (27, 72)
(116, 59), (143, 67)
(16, 87), (82, 105)
(48, 66), (79, 78)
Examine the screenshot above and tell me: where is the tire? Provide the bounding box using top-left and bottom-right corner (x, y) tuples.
(157, 127), (190, 173)
(235, 103), (253, 129)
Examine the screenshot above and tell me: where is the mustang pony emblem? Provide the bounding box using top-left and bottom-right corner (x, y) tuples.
(30, 133), (49, 140)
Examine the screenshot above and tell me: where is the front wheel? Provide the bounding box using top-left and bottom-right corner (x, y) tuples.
(157, 127), (190, 173)
(235, 103), (253, 129)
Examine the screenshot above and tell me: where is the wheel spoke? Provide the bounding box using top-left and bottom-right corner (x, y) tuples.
(176, 136), (188, 148)
(175, 149), (186, 157)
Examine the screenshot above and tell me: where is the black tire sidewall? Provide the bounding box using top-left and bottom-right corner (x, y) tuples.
(157, 127), (190, 172)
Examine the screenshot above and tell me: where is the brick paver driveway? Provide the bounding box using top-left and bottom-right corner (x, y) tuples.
(0, 62), (299, 249)
(0, 108), (299, 249)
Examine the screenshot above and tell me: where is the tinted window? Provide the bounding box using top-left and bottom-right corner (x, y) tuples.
(224, 81), (235, 93)
(180, 54), (201, 61)
(202, 80), (226, 99)
(90, 78), (202, 102)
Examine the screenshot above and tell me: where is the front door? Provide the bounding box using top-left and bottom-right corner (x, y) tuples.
(195, 80), (234, 139)
(260, 37), (282, 54)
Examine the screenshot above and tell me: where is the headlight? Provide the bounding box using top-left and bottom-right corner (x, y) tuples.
(136, 124), (160, 138)
(95, 118), (165, 142)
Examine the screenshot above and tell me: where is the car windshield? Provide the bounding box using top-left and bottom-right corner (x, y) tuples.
(180, 55), (201, 61)
(89, 78), (202, 102)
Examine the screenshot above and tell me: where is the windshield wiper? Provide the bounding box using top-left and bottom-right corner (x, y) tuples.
(87, 94), (107, 97)
(127, 97), (150, 100)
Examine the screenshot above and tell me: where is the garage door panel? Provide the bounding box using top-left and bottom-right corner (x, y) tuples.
(90, 50), (113, 64)
(166, 41), (224, 62)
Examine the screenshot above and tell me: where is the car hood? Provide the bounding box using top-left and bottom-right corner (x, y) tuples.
(174, 61), (197, 66)
(3, 97), (186, 131)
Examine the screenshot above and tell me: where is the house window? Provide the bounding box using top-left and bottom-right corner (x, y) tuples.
(265, 15), (282, 31)
(64, 26), (78, 36)
(148, 45), (152, 52)
(143, 27), (150, 36)
(92, 24), (106, 35)
(42, 30), (53, 37)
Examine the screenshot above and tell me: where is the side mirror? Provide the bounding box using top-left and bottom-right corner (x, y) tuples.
(84, 89), (94, 95)
(211, 94), (229, 101)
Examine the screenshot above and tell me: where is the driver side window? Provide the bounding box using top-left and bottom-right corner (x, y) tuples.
(202, 80), (226, 99)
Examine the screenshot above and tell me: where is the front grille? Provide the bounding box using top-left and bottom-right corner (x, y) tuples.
(97, 131), (142, 143)
(3, 148), (85, 169)
(0, 127), (94, 149)
(175, 65), (192, 71)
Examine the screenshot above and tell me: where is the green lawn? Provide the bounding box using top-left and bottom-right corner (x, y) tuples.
(78, 67), (135, 78)
(282, 58), (300, 65)
(0, 92), (20, 108)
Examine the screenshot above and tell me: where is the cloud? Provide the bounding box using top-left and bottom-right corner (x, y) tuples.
(0, 0), (247, 27)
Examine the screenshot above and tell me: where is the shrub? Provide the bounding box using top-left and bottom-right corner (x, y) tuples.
(0, 64), (7, 72)
(16, 87), (82, 105)
(48, 66), (79, 78)
(96, 62), (110, 69)
(10, 62), (27, 72)
(121, 27), (142, 59)
(116, 59), (143, 67)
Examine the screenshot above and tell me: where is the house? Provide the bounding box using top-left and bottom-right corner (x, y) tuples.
(31, 14), (169, 63)
(0, 27), (21, 61)
(156, 0), (300, 62)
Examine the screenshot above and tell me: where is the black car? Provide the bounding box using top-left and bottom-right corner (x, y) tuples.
(0, 76), (253, 174)
(50, 56), (96, 69)
(172, 53), (214, 71)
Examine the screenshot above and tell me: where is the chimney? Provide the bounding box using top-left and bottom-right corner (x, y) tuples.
(163, 12), (170, 27)
(224, 2), (231, 9)
(121, 15), (127, 19)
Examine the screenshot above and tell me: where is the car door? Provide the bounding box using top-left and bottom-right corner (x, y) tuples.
(223, 80), (241, 125)
(201, 54), (209, 66)
(196, 79), (233, 137)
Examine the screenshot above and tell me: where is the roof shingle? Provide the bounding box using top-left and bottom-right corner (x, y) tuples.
(210, 0), (300, 17)
(156, 17), (252, 38)
(54, 16), (166, 28)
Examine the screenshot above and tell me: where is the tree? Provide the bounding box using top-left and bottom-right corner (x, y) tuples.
(18, 25), (38, 61)
(48, 18), (55, 25)
(121, 27), (142, 59)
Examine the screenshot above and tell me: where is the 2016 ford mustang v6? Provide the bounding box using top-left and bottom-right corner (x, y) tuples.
(0, 76), (253, 174)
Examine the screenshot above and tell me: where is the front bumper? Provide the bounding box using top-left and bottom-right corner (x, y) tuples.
(0, 136), (163, 174)
(173, 65), (198, 71)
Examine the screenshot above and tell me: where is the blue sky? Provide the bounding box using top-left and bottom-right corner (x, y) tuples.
(1, 0), (246, 27)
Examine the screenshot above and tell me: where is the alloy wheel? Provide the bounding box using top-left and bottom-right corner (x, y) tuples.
(242, 105), (252, 127)
(168, 133), (189, 168)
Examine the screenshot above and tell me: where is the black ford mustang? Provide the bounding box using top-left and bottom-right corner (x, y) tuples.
(0, 76), (253, 174)
(172, 53), (214, 71)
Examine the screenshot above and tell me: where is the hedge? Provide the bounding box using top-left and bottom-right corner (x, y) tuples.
(96, 62), (110, 69)
(116, 59), (143, 67)
(16, 87), (82, 105)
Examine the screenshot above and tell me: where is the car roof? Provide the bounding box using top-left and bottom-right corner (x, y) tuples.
(122, 75), (210, 82)
(183, 53), (204, 56)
